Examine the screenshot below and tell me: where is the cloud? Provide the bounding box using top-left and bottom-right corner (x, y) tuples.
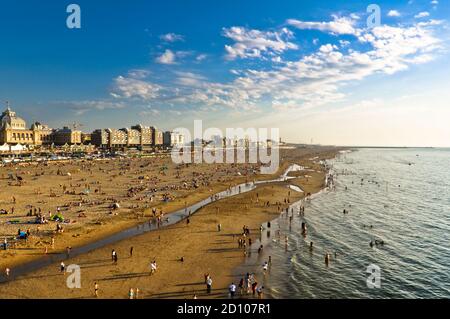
(59, 100), (126, 115)
(155, 49), (177, 64)
(286, 15), (358, 35)
(127, 69), (150, 79)
(415, 11), (430, 18)
(174, 71), (208, 87)
(222, 26), (298, 60)
(111, 76), (161, 100)
(107, 16), (444, 115)
(388, 10), (401, 17)
(196, 54), (208, 62)
(431, 0), (439, 5)
(160, 33), (184, 42)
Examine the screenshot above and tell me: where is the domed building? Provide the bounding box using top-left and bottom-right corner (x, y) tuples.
(0, 102), (53, 147)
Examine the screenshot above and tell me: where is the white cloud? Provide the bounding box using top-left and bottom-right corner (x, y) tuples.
(108, 16), (444, 115)
(156, 49), (176, 64)
(286, 15), (359, 35)
(174, 71), (208, 87)
(160, 33), (184, 42)
(111, 76), (161, 100)
(223, 26), (298, 60)
(431, 1), (439, 5)
(196, 54), (208, 62)
(415, 11), (430, 18)
(127, 69), (150, 79)
(388, 10), (401, 17)
(61, 100), (126, 115)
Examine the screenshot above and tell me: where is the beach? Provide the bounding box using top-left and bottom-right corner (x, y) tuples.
(0, 146), (341, 298)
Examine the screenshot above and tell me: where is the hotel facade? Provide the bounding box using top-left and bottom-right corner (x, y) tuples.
(0, 106), (53, 146)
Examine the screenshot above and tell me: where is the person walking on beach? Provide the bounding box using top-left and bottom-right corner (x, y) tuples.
(130, 246), (134, 257)
(206, 276), (212, 294)
(238, 278), (245, 295)
(5, 267), (10, 278)
(112, 250), (118, 264)
(128, 288), (134, 299)
(60, 262), (66, 274)
(94, 282), (99, 297)
(217, 223), (222, 232)
(150, 260), (157, 275)
(229, 282), (236, 299)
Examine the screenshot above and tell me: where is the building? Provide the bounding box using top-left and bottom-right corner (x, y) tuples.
(120, 127), (140, 147)
(107, 129), (128, 148)
(131, 125), (153, 148)
(91, 124), (170, 150)
(81, 133), (92, 145)
(52, 126), (82, 145)
(174, 132), (185, 146)
(0, 104), (52, 147)
(91, 129), (110, 148)
(163, 131), (171, 147)
(152, 127), (163, 146)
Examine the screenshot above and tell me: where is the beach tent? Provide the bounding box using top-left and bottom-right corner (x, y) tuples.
(0, 143), (9, 152)
(10, 144), (26, 152)
(50, 213), (65, 222)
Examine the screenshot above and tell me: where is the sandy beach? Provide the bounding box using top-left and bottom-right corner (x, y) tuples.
(0, 146), (340, 299)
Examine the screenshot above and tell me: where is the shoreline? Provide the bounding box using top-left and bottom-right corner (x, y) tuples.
(0, 146), (343, 298)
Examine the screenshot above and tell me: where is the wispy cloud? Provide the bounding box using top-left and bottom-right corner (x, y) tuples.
(415, 11), (430, 18)
(287, 15), (358, 35)
(107, 16), (445, 116)
(58, 100), (126, 115)
(160, 33), (184, 43)
(388, 10), (401, 17)
(111, 76), (161, 99)
(155, 49), (177, 64)
(222, 26), (298, 60)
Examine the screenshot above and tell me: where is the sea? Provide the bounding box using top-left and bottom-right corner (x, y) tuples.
(236, 148), (450, 299)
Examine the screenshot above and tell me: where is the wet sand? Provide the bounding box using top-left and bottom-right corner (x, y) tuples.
(0, 146), (340, 299)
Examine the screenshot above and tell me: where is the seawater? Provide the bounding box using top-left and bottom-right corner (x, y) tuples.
(236, 148), (450, 299)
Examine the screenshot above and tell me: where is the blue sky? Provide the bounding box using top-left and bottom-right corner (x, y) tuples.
(1, 0), (449, 146)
